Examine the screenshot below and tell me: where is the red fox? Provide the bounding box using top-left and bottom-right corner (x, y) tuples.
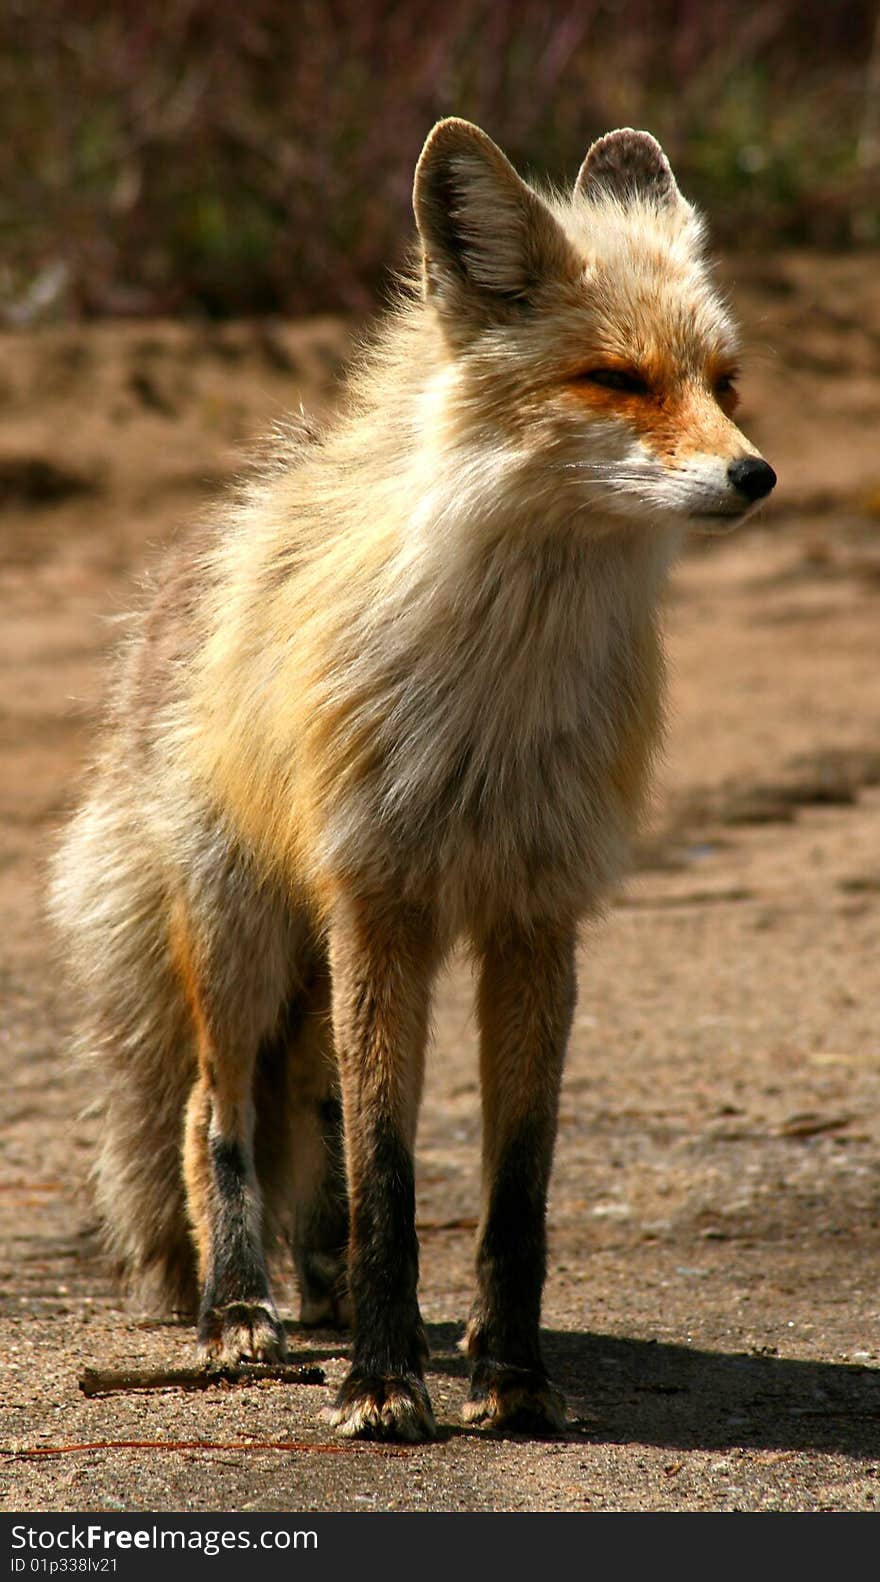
(51, 119), (775, 1442)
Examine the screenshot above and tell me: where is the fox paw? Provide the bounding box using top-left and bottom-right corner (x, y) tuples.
(198, 1301), (288, 1365)
(464, 1362), (567, 1436)
(298, 1289), (352, 1330)
(325, 1369), (436, 1442)
(296, 1248), (351, 1330)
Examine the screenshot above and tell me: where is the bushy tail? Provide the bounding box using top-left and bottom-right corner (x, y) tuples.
(50, 770), (201, 1313)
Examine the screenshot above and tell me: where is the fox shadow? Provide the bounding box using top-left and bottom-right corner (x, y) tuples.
(417, 1320), (880, 1456)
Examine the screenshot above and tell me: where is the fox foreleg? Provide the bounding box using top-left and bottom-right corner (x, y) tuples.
(464, 922), (577, 1434)
(325, 897), (437, 1442)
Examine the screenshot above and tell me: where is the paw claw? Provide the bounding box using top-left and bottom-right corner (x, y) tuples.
(464, 1364), (567, 1437)
(326, 1371), (436, 1443)
(298, 1291), (352, 1330)
(198, 1301), (287, 1365)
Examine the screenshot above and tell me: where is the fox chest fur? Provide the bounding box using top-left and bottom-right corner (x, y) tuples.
(187, 503), (674, 938)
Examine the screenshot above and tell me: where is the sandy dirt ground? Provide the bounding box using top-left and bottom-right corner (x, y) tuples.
(1, 252), (880, 1513)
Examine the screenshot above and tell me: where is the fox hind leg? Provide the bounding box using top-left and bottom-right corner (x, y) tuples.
(256, 959), (351, 1328)
(291, 1086), (350, 1328)
(464, 922), (576, 1434)
(183, 1077), (286, 1363)
(173, 873), (295, 1365)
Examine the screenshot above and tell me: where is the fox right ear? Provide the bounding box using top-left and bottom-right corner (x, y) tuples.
(575, 128), (681, 206)
(413, 118), (579, 325)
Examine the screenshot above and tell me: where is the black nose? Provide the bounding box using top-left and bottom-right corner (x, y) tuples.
(728, 456), (776, 502)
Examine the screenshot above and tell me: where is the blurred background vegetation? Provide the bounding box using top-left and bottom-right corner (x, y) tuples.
(2, 0), (879, 320)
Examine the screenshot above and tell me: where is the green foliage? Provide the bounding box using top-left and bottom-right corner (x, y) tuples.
(2, 0), (878, 318)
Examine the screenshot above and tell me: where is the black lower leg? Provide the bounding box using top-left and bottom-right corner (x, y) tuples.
(348, 1121), (424, 1375)
(467, 1116), (552, 1387)
(293, 1095), (350, 1325)
(329, 1121), (433, 1440)
(465, 1124), (564, 1431)
(197, 1134), (285, 1360)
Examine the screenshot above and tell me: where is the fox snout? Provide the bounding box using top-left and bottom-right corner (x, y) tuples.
(728, 455), (776, 503)
(683, 448), (777, 525)
(600, 437), (777, 529)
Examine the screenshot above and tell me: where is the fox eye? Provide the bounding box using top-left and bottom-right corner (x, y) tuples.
(713, 371), (739, 407)
(575, 367), (650, 396)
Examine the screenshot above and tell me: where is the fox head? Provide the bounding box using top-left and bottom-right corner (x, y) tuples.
(413, 119), (775, 530)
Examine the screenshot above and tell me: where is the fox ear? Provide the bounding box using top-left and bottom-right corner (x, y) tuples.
(413, 118), (579, 321)
(575, 128), (681, 205)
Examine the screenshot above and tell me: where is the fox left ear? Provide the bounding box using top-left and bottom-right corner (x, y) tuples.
(575, 128), (681, 205)
(413, 118), (580, 327)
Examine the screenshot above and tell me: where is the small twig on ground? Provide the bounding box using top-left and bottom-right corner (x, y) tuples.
(2, 1438), (410, 1459)
(78, 1362), (325, 1397)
